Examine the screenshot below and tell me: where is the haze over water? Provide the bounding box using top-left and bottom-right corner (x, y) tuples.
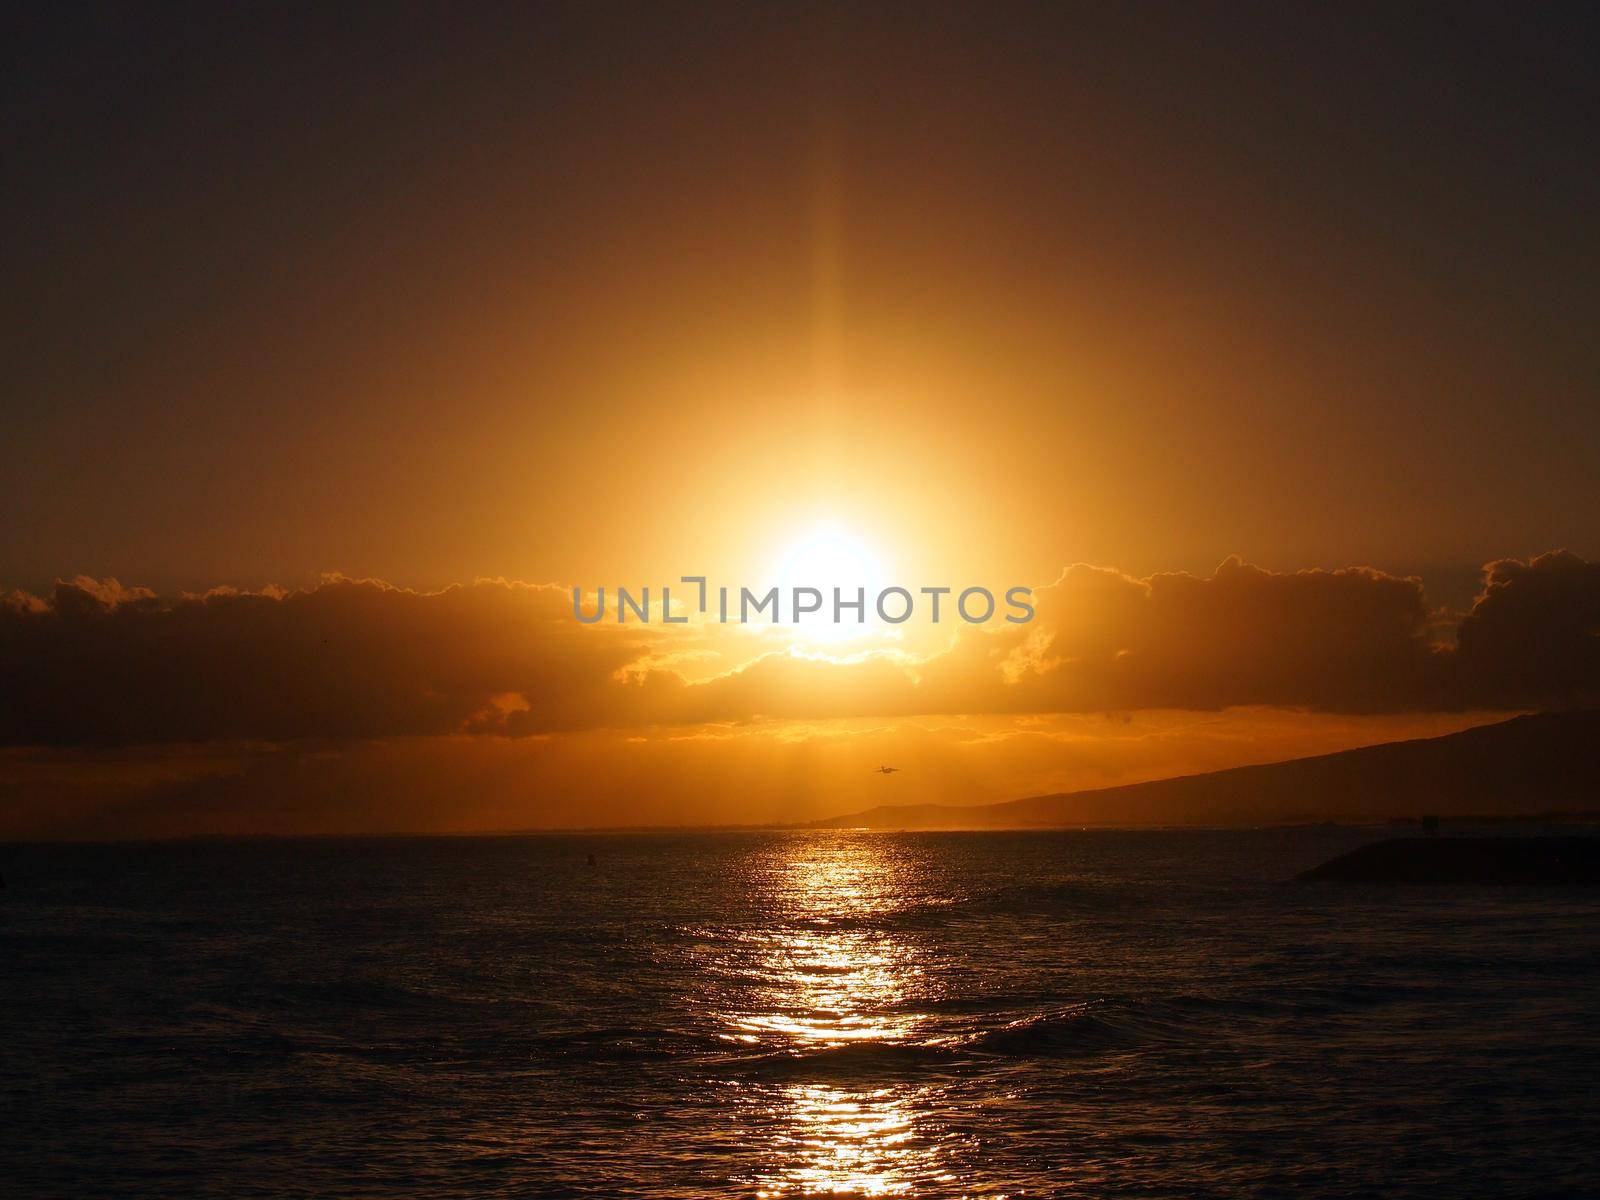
(5, 828), (1598, 1197)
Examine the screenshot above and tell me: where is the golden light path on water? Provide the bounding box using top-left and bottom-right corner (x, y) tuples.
(721, 836), (966, 1197)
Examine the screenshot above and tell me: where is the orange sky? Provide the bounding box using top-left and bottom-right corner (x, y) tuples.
(3, 7), (1598, 837)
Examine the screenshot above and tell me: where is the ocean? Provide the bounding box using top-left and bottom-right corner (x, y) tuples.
(3, 828), (1597, 1197)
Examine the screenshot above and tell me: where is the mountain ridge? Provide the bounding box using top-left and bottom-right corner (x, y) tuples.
(810, 711), (1600, 830)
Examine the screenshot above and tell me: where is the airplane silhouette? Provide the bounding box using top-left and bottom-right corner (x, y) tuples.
(873, 765), (900, 774)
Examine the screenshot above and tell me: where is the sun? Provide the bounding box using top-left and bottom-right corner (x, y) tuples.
(771, 529), (887, 643)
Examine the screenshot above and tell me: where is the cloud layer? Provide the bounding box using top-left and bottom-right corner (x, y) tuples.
(3, 551), (1597, 747)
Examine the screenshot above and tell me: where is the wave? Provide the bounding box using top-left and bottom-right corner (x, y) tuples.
(713, 1007), (1149, 1082)
(695, 998), (1184, 1079)
(530, 1025), (686, 1061)
(937, 1001), (1144, 1056)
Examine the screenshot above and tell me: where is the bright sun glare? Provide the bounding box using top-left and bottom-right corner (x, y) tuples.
(771, 530), (886, 644)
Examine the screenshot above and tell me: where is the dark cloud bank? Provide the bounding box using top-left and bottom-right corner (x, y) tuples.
(3, 552), (1598, 748)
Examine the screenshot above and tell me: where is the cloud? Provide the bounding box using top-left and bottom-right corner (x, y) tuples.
(1453, 550), (1600, 709)
(1, 551), (1596, 748)
(0, 574), (659, 745)
(960, 557), (1441, 714)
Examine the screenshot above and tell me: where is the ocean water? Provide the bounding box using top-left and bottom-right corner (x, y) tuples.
(3, 828), (1598, 1198)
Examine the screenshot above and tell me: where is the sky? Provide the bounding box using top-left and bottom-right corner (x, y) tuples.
(3, 3), (1599, 837)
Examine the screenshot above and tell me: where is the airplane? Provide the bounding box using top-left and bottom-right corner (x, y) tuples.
(873, 765), (900, 775)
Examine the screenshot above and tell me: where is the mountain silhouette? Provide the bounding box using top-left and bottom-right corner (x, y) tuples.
(813, 711), (1600, 829)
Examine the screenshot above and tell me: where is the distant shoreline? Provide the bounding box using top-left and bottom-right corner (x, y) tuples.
(6, 814), (1599, 848)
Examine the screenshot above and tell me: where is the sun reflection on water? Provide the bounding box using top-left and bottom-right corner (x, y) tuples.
(726, 836), (955, 1197)
(755, 1084), (933, 1198)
